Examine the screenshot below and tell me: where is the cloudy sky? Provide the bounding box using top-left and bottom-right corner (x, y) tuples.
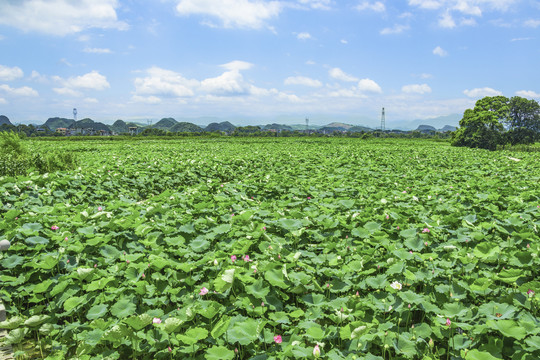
(0, 0), (539, 126)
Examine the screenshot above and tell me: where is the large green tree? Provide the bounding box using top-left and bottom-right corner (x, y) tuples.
(452, 95), (540, 150)
(505, 96), (540, 144)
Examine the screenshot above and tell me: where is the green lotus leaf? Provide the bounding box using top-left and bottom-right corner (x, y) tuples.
(205, 346), (235, 360)
(110, 299), (136, 318)
(86, 304), (108, 320)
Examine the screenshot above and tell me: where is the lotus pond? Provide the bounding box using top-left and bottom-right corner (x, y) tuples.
(0, 138), (539, 360)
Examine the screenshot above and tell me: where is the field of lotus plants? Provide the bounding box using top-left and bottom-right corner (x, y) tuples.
(0, 137), (539, 359)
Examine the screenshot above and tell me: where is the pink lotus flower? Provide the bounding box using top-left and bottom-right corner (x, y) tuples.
(307, 197), (311, 200)
(422, 228), (430, 233)
(199, 287), (208, 295)
(153, 318), (161, 324)
(94, 264), (97, 268)
(64, 237), (68, 242)
(141, 273), (145, 279)
(446, 318), (451, 327)
(231, 255), (237, 262)
(263, 226), (266, 231)
(51, 225), (59, 230)
(313, 344), (320, 358)
(168, 347), (172, 352)
(261, 302), (265, 307)
(528, 289), (535, 297)
(98, 206), (103, 211)
(274, 335), (282, 344)
(243, 255), (251, 262)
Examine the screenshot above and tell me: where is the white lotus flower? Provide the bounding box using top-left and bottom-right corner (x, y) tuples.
(390, 281), (402, 290)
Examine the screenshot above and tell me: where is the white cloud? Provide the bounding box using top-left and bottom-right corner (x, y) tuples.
(0, 84), (38, 97)
(433, 46), (448, 57)
(524, 19), (540, 28)
(284, 76), (322, 87)
(380, 24), (410, 34)
(133, 67), (198, 98)
(0, 97), (6, 104)
(53, 87), (81, 97)
(0, 65), (24, 81)
(329, 68), (358, 82)
(297, 32), (312, 40)
(0, 0), (128, 36)
(463, 87), (503, 98)
(221, 60), (253, 71)
(64, 71), (110, 90)
(460, 17), (477, 26)
(176, 0), (281, 29)
(340, 39), (348, 44)
(402, 84), (432, 94)
(439, 11), (456, 28)
(201, 69), (251, 95)
(30, 70), (48, 83)
(83, 47), (112, 54)
(358, 78), (382, 93)
(409, 0), (518, 28)
(297, 0), (332, 10)
(408, 0), (442, 10)
(516, 90), (540, 98)
(356, 1), (386, 12)
(84, 97), (99, 103)
(53, 70), (110, 96)
(453, 1), (481, 16)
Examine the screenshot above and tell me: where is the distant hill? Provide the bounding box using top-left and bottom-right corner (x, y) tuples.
(389, 114), (461, 130)
(439, 125), (457, 132)
(0, 115), (12, 126)
(205, 121), (236, 132)
(68, 118), (110, 132)
(44, 117), (75, 130)
(170, 122), (203, 132)
(348, 125), (372, 132)
(263, 123), (293, 131)
(153, 117), (178, 130)
(416, 125), (437, 132)
(284, 124), (317, 131)
(325, 122), (353, 130)
(111, 120), (129, 134)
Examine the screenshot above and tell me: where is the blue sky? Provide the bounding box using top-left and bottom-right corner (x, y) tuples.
(0, 0), (539, 127)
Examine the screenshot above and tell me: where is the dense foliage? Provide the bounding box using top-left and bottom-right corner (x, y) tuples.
(0, 132), (78, 176)
(452, 96), (540, 150)
(0, 138), (538, 360)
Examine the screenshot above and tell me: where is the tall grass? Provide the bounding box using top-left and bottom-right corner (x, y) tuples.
(0, 132), (78, 176)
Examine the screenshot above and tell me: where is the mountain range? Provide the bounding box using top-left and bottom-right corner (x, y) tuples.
(0, 114), (461, 133)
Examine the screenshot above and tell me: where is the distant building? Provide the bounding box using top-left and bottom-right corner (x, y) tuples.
(55, 128), (67, 135)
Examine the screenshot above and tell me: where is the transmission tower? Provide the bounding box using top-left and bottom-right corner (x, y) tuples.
(147, 119), (152, 126)
(73, 108), (77, 122)
(305, 118), (309, 133)
(380, 107), (385, 131)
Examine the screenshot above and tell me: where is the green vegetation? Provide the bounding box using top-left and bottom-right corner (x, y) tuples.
(0, 132), (78, 176)
(0, 138), (539, 359)
(452, 96), (540, 150)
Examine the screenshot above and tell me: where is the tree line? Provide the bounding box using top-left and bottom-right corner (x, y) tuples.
(452, 96), (540, 150)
